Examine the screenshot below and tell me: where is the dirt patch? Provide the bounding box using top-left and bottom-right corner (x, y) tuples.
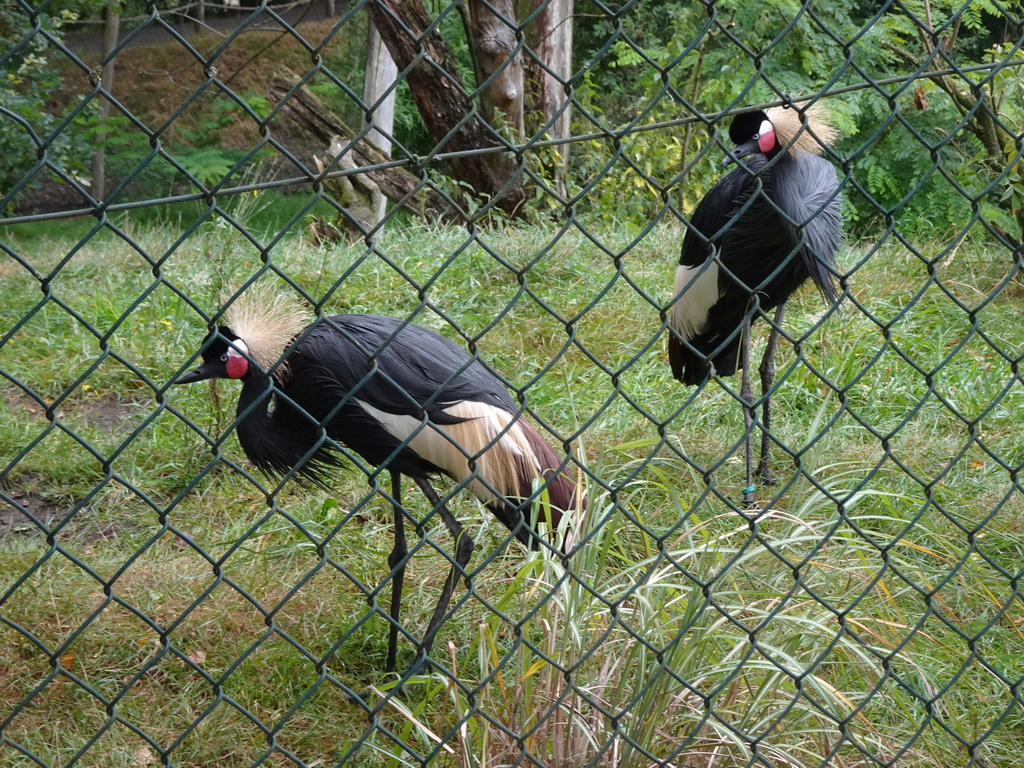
(1, 386), (44, 413)
(14, 6), (359, 215)
(54, 15), (355, 149)
(0, 486), (71, 539)
(0, 479), (145, 543)
(67, 394), (149, 433)
(2, 386), (150, 433)
(10, 180), (93, 217)
(1, 391), (149, 540)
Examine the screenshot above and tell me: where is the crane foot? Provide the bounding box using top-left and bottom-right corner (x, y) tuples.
(756, 463), (777, 486)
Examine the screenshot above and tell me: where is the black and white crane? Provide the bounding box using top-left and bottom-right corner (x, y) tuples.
(176, 287), (580, 679)
(668, 103), (842, 502)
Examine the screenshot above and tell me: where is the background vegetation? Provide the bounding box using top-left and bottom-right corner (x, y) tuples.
(4, 1), (1023, 238)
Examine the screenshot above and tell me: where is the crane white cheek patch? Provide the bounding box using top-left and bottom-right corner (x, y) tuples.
(757, 120), (775, 153)
(226, 340), (249, 379)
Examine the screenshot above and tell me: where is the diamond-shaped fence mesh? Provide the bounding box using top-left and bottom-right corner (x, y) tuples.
(2, 0), (1024, 766)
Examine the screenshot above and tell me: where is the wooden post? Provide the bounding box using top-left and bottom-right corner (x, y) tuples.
(362, 21), (397, 221)
(90, 0), (120, 203)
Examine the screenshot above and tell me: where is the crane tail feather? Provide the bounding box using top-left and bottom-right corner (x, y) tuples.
(353, 399), (582, 549)
(512, 418), (581, 547)
(446, 404), (581, 549)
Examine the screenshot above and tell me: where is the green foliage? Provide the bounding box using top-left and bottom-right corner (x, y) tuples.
(834, 1), (1022, 237)
(986, 41), (1024, 235)
(570, 0), (1019, 240)
(572, 1), (881, 226)
(847, 87), (973, 234)
(170, 90), (272, 188)
(0, 3), (98, 207)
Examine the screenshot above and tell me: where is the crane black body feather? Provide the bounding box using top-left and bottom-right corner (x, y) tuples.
(178, 307), (579, 678)
(668, 104), (842, 496)
(193, 313), (573, 545)
(669, 117), (841, 385)
(236, 316), (469, 480)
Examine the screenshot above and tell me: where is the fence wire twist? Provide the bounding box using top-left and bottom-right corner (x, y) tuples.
(2, 0), (1024, 766)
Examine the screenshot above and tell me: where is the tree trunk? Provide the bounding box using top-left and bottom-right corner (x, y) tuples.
(368, 0), (527, 218)
(267, 74), (458, 224)
(518, 0), (573, 197)
(462, 0), (524, 138)
(90, 0), (120, 202)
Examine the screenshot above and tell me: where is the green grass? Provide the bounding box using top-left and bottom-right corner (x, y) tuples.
(1, 209), (1023, 767)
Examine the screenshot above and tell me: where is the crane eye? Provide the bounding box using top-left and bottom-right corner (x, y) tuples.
(753, 133), (760, 139)
(220, 353), (229, 362)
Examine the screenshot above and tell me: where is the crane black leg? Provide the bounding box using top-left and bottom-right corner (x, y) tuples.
(757, 305), (785, 485)
(410, 477), (474, 676)
(739, 316), (757, 508)
(384, 471), (408, 675)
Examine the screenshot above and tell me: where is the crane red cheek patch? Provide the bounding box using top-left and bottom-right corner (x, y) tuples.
(226, 349), (249, 378)
(758, 128), (776, 154)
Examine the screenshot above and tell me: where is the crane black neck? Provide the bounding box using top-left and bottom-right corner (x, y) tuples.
(230, 353), (278, 421)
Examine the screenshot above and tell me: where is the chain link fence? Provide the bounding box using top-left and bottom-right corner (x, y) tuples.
(2, 1), (1024, 766)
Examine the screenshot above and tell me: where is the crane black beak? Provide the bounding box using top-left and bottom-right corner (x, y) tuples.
(176, 363), (217, 385)
(721, 139), (760, 167)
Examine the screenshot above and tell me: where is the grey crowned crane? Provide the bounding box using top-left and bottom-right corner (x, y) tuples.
(176, 288), (580, 679)
(668, 103), (841, 503)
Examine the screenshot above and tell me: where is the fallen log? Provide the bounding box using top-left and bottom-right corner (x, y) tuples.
(267, 74), (459, 226)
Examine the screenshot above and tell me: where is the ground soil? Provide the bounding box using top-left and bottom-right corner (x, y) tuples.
(0, 388), (148, 540)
